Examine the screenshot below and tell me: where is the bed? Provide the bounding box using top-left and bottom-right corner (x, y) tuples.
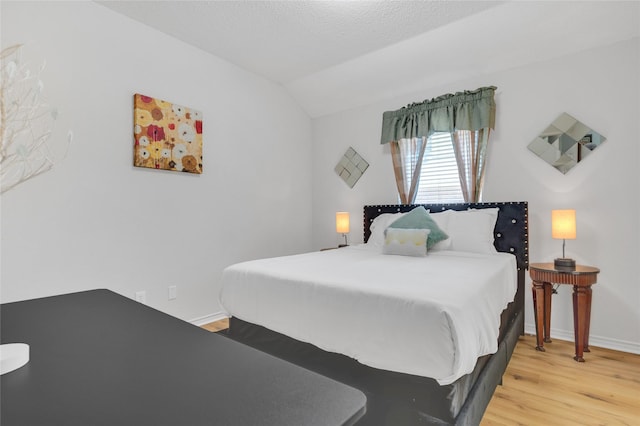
(220, 202), (528, 425)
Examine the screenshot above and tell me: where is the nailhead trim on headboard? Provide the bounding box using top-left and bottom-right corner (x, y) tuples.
(363, 202), (529, 270)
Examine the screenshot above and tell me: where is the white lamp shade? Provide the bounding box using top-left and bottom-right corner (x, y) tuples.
(552, 209), (576, 239)
(336, 212), (350, 234)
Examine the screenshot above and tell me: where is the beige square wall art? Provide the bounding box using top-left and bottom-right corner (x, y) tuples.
(335, 147), (369, 188)
(133, 93), (203, 174)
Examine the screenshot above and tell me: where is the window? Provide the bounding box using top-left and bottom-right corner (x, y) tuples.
(410, 133), (464, 203)
(383, 87), (495, 204)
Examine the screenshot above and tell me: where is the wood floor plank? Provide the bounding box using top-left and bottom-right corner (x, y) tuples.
(201, 318), (229, 333)
(202, 320), (640, 424)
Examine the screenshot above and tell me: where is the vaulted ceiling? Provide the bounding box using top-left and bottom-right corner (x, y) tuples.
(98, 1), (639, 117)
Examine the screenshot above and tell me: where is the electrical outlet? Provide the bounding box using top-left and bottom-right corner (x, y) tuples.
(168, 285), (177, 300)
(135, 291), (146, 304)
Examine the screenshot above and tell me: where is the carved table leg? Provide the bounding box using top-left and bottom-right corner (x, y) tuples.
(584, 287), (592, 353)
(572, 285), (592, 362)
(532, 280), (549, 351)
(543, 282), (552, 343)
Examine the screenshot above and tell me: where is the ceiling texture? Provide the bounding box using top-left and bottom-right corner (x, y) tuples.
(98, 1), (639, 117)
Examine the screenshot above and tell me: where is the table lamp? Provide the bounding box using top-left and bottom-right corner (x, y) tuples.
(336, 212), (350, 247)
(552, 209), (576, 270)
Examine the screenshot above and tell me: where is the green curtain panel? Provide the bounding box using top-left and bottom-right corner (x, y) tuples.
(380, 86), (497, 144)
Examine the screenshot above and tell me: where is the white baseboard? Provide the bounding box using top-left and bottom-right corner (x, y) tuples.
(189, 310), (229, 327)
(524, 324), (640, 355)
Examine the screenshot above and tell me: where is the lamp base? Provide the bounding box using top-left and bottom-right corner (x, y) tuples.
(554, 258), (576, 271)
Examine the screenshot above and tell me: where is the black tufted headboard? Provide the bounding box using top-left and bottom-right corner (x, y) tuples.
(363, 202), (529, 271)
(364, 202), (528, 333)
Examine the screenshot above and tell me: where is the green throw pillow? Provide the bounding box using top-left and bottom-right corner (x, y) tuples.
(387, 206), (449, 250)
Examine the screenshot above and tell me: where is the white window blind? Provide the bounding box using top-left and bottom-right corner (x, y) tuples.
(412, 133), (464, 203)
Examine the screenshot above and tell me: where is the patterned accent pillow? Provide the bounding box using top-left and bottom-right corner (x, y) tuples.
(387, 206), (449, 250)
(383, 228), (430, 257)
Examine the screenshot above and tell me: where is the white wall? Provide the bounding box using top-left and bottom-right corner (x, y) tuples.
(0, 1), (313, 323)
(312, 38), (640, 353)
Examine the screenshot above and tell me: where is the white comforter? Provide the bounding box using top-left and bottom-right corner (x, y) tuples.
(220, 244), (517, 385)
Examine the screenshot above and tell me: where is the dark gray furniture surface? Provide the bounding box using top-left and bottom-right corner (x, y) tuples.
(1, 289), (366, 426)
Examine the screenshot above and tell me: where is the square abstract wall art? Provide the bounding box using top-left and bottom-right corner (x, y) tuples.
(334, 147), (369, 188)
(133, 93), (203, 174)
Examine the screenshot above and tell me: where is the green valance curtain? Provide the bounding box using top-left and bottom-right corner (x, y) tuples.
(380, 86), (497, 145)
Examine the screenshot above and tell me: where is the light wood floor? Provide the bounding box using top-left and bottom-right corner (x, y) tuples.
(201, 318), (229, 333)
(203, 319), (640, 424)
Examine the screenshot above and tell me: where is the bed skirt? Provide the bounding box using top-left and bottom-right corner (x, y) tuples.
(223, 306), (523, 425)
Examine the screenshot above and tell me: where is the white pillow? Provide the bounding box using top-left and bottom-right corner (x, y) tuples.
(445, 208), (499, 254)
(367, 212), (406, 246)
(428, 210), (452, 251)
(382, 228), (430, 257)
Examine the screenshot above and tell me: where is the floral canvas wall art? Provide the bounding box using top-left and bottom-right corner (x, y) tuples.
(133, 93), (203, 174)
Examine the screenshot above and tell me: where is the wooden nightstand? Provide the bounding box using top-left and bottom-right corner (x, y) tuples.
(530, 262), (600, 362)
